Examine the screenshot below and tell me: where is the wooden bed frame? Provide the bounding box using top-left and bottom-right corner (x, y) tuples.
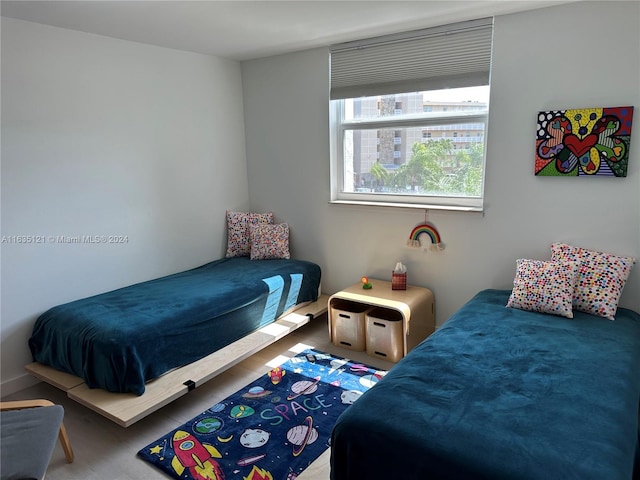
(25, 295), (329, 427)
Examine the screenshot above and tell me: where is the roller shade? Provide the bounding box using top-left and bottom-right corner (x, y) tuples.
(330, 18), (493, 100)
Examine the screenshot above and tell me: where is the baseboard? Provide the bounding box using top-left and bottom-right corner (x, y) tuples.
(1, 373), (41, 398)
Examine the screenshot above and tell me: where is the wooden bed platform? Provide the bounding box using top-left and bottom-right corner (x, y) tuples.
(25, 295), (329, 427)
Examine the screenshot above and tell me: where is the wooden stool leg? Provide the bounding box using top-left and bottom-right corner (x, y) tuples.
(58, 422), (74, 463)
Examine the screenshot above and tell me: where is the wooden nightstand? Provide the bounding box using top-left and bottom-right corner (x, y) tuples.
(328, 279), (435, 361)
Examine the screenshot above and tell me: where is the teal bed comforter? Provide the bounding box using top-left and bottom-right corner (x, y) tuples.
(29, 257), (321, 395)
(331, 289), (640, 480)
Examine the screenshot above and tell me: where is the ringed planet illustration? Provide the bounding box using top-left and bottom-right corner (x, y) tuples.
(286, 416), (318, 456)
(287, 376), (321, 400)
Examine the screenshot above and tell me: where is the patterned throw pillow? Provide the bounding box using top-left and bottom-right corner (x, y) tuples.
(250, 223), (290, 260)
(550, 243), (636, 320)
(225, 211), (274, 258)
(506, 259), (579, 318)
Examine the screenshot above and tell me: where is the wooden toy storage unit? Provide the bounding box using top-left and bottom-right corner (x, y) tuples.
(328, 279), (435, 362)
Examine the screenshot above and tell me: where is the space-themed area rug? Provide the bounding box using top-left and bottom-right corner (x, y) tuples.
(137, 348), (386, 480)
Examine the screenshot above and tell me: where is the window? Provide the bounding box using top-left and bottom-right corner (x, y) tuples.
(329, 18), (493, 211)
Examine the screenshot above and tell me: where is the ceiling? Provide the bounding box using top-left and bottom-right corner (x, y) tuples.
(1, 1), (578, 61)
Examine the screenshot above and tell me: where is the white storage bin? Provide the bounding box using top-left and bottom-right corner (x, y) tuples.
(330, 299), (371, 351)
(366, 307), (404, 362)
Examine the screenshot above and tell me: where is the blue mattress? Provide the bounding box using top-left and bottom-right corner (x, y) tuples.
(331, 289), (640, 480)
(29, 257), (321, 395)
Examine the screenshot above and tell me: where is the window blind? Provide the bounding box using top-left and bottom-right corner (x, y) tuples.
(330, 17), (493, 100)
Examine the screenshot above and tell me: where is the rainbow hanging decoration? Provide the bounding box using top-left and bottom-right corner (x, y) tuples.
(407, 222), (444, 251)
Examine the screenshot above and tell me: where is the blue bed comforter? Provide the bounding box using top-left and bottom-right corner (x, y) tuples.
(29, 257), (321, 395)
(331, 289), (640, 480)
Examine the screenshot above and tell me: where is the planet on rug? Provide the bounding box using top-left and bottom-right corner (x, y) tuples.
(138, 349), (386, 480)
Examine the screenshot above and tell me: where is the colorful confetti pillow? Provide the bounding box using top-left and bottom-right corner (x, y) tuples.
(250, 223), (290, 260)
(225, 211), (273, 258)
(506, 259), (579, 318)
(550, 243), (636, 320)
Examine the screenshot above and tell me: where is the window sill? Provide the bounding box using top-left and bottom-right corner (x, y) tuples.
(329, 199), (483, 212)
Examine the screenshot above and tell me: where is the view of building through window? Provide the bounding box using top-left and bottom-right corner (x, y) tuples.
(340, 86), (489, 200)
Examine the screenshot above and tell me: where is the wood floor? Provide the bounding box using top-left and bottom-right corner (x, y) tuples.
(1, 314), (395, 480)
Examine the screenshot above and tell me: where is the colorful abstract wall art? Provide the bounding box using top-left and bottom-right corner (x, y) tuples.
(535, 106), (634, 177)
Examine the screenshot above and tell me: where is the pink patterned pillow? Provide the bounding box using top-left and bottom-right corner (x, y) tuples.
(225, 211), (274, 258)
(550, 243), (635, 320)
(250, 223), (290, 260)
(506, 259), (579, 318)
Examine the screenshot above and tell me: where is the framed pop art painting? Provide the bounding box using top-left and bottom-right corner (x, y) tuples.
(535, 106), (634, 177)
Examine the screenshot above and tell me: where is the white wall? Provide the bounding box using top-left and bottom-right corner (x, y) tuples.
(1, 18), (249, 394)
(242, 1), (640, 325)
(2, 1), (638, 396)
